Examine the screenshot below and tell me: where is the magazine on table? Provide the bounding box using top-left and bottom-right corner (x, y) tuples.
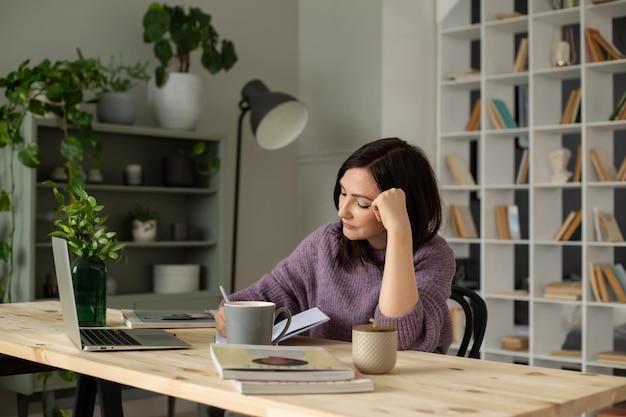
(121, 309), (216, 329)
(210, 343), (355, 381)
(231, 372), (374, 395)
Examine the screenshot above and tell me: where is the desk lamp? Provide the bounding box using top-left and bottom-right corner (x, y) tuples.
(231, 79), (308, 291)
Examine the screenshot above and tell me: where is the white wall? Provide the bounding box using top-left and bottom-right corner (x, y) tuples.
(296, 0), (436, 238)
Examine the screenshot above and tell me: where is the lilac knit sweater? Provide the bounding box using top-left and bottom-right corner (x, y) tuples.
(228, 222), (455, 353)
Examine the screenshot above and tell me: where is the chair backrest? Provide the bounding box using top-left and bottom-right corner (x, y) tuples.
(449, 285), (487, 358)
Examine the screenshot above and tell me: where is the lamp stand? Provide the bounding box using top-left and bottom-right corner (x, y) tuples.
(230, 101), (251, 292)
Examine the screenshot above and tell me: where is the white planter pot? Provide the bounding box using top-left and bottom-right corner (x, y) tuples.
(147, 72), (202, 131)
(132, 219), (157, 242)
(153, 264), (200, 294)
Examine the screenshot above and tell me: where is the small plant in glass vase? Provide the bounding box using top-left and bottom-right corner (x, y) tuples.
(46, 181), (126, 327)
(127, 204), (159, 242)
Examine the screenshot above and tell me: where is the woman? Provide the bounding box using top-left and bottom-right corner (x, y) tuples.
(215, 137), (455, 352)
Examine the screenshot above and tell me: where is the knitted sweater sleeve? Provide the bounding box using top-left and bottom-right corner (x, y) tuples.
(373, 235), (455, 352)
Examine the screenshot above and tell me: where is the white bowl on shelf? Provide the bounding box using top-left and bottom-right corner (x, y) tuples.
(153, 264), (200, 294)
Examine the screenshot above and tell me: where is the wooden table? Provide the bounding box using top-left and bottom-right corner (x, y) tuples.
(1, 301), (626, 417)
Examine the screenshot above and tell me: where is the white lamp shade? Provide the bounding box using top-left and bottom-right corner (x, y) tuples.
(255, 101), (308, 150)
(241, 79), (308, 150)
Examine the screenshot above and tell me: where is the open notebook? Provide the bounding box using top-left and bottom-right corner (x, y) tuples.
(51, 236), (189, 351)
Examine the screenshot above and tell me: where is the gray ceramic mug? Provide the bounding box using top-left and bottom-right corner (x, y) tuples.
(225, 301), (292, 345)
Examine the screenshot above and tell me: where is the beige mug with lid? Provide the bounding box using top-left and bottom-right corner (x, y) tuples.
(352, 322), (397, 374)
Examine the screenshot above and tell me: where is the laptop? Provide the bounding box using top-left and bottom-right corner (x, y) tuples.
(52, 236), (190, 351)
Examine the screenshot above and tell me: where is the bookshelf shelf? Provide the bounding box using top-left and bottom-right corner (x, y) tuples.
(437, 0), (626, 387)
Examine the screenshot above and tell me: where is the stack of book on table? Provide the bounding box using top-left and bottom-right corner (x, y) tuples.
(210, 343), (374, 395)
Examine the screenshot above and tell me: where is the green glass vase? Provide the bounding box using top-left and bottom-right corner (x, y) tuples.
(71, 256), (107, 327)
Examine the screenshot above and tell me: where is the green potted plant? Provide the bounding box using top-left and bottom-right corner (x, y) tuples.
(0, 54), (106, 303)
(142, 2), (238, 130)
(126, 204), (159, 242)
(81, 49), (150, 125)
(162, 141), (220, 187)
(46, 181), (126, 326)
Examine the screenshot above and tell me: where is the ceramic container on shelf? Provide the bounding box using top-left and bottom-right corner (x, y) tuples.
(132, 219), (157, 242)
(96, 91), (138, 125)
(153, 264), (200, 294)
(147, 72), (202, 131)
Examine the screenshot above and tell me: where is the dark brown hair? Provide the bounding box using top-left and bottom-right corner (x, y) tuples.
(333, 137), (442, 270)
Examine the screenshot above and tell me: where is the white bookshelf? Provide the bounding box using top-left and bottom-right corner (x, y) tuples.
(437, 0), (626, 381)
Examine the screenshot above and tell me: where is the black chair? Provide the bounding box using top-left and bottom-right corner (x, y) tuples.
(450, 285), (487, 359)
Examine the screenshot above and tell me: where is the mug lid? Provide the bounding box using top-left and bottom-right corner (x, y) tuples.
(352, 324), (397, 333)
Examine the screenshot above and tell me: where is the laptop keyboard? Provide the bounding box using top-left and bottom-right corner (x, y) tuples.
(81, 328), (141, 346)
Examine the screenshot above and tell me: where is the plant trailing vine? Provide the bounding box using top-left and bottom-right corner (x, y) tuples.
(0, 52), (106, 302)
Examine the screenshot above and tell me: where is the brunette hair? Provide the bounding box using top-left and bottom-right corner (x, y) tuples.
(333, 137), (442, 270)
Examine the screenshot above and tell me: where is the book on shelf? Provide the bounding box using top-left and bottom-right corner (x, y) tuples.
(585, 27), (605, 62)
(596, 211), (624, 242)
(496, 11), (525, 20)
(449, 205), (478, 239)
(491, 99), (518, 129)
(495, 205), (511, 240)
(612, 264), (626, 295)
(559, 209), (582, 241)
(465, 99), (481, 131)
(496, 290), (529, 297)
(543, 281), (582, 300)
(507, 204), (521, 240)
(553, 210), (581, 241)
(516, 149), (530, 184)
(589, 148), (616, 182)
(609, 90), (626, 121)
(512, 37), (528, 73)
(230, 372), (374, 395)
(616, 155), (626, 181)
(486, 99), (505, 129)
(210, 343), (355, 382)
(591, 31), (626, 60)
(602, 265), (626, 302)
(560, 88), (581, 125)
(444, 154), (476, 186)
(449, 305), (465, 345)
(573, 145), (582, 183)
(585, 27), (626, 62)
(121, 309), (216, 329)
(595, 263), (611, 302)
(592, 0), (618, 3)
(589, 262), (604, 302)
(549, 350), (581, 357)
(544, 281), (582, 294)
(445, 69), (480, 81)
(501, 335), (528, 351)
(597, 351), (626, 366)
(543, 292), (581, 301)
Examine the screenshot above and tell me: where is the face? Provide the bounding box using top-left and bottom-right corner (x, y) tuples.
(337, 168), (387, 250)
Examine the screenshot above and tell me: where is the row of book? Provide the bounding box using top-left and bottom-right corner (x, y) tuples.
(448, 205), (478, 239)
(210, 343), (374, 394)
(495, 204), (521, 240)
(544, 281), (582, 300)
(552, 209), (623, 242)
(584, 27), (625, 63)
(589, 262), (626, 303)
(445, 146), (626, 186)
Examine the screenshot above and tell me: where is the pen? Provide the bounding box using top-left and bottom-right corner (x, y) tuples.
(219, 285), (230, 303)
